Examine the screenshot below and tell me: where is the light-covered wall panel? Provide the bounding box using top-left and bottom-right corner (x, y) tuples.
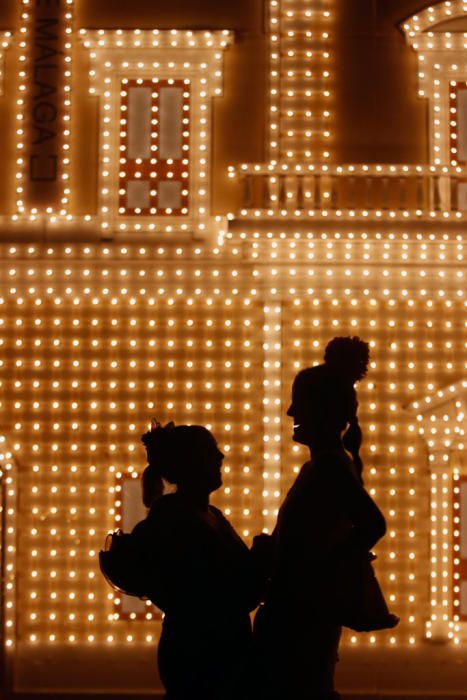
(281, 293), (465, 646)
(0, 270), (265, 657)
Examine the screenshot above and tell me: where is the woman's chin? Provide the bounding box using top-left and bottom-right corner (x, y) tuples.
(211, 476), (222, 491)
(293, 427), (309, 446)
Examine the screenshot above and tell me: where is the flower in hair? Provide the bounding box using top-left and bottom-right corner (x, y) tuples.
(141, 420), (175, 464)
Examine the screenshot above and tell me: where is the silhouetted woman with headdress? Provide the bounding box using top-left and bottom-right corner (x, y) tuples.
(131, 422), (262, 700)
(252, 337), (396, 700)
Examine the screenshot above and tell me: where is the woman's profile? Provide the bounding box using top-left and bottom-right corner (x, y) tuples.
(252, 336), (397, 700)
(131, 421), (262, 700)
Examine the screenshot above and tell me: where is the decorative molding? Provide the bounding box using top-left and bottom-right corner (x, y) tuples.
(79, 30), (232, 241)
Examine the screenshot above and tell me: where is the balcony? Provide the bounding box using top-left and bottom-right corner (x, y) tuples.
(230, 163), (467, 222)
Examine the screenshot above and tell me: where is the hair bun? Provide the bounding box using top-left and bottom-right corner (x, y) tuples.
(141, 421), (175, 451)
(323, 336), (370, 382)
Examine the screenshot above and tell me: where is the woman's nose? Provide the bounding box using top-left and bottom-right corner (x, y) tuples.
(286, 404), (293, 416)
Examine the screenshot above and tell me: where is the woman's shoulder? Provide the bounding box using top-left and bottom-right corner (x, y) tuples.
(152, 493), (178, 508)
(140, 494), (192, 549)
(207, 504), (232, 529)
(148, 493), (181, 519)
(311, 449), (361, 490)
(314, 448), (353, 471)
(318, 453), (367, 505)
(129, 497), (173, 543)
(209, 503), (225, 518)
(292, 453), (348, 487)
(209, 504), (237, 528)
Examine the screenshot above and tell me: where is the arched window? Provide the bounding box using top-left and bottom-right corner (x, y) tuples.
(402, 1), (467, 170)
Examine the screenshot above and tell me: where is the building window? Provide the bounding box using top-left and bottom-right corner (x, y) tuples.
(80, 29), (232, 238)
(114, 475), (149, 620)
(120, 78), (190, 218)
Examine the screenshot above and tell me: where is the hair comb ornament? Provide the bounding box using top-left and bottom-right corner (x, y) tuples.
(141, 419), (176, 458)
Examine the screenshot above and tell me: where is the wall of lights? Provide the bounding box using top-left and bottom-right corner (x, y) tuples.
(0, 0), (465, 694)
(0, 233), (463, 666)
(0, 245), (265, 656)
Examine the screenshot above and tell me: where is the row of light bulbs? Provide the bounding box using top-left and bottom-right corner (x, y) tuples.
(268, 0), (332, 161)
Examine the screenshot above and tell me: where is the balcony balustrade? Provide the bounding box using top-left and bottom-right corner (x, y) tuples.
(230, 164), (467, 219)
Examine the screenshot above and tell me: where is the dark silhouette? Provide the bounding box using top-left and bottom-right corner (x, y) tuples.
(131, 422), (262, 700)
(252, 337), (398, 700)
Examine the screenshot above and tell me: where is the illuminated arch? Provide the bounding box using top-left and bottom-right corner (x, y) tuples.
(401, 1), (467, 180)
(409, 380), (467, 643)
(401, 1), (467, 43)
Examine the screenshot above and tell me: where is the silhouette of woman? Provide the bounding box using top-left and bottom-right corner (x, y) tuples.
(131, 422), (261, 700)
(252, 337), (388, 700)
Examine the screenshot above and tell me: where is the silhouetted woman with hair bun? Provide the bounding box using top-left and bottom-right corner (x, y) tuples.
(132, 422), (262, 700)
(253, 337), (394, 700)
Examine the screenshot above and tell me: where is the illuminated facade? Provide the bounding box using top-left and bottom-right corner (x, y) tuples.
(0, 0), (466, 695)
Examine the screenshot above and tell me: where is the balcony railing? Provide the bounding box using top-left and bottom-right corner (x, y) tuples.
(230, 164), (467, 218)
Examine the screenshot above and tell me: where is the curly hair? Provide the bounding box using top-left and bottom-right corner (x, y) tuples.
(292, 336), (369, 433)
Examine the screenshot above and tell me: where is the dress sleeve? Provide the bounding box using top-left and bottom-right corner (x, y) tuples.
(206, 506), (265, 611)
(335, 459), (386, 551)
(132, 501), (216, 614)
(130, 517), (150, 539)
